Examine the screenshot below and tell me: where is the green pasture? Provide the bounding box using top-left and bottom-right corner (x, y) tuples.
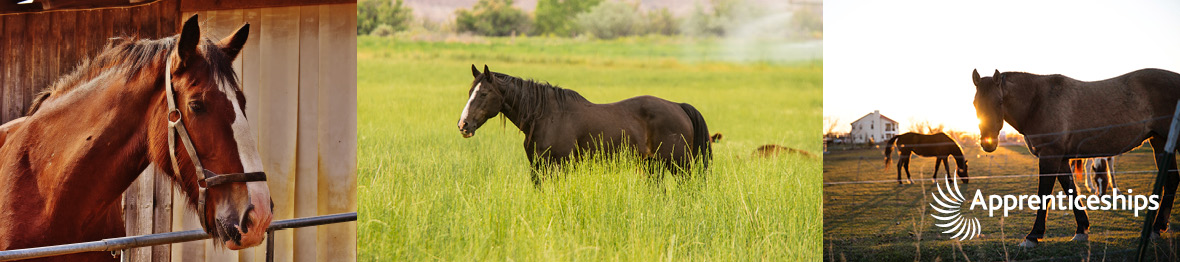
(357, 36), (822, 260)
(824, 142), (1180, 261)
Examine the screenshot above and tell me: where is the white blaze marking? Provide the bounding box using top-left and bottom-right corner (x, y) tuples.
(459, 83), (482, 126)
(220, 80), (264, 173)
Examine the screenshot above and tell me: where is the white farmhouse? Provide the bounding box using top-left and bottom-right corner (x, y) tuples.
(850, 110), (899, 144)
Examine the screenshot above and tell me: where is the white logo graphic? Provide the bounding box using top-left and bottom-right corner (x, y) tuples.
(930, 175), (980, 241)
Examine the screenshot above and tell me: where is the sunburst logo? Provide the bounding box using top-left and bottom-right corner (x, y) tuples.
(930, 175), (981, 241)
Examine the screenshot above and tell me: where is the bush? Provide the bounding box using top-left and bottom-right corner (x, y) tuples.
(369, 24), (396, 37)
(455, 0), (532, 36)
(533, 0), (602, 36)
(573, 1), (641, 39)
(644, 8), (679, 36)
(358, 0), (413, 35)
(680, 0), (758, 37)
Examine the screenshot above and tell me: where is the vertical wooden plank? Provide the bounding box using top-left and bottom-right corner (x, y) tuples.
(316, 4), (357, 261)
(47, 12), (62, 92)
(54, 11), (77, 81)
(293, 5), (321, 262)
(25, 13), (46, 119)
(258, 6), (301, 262)
(119, 7), (137, 38)
(0, 15), (6, 118)
(4, 15), (25, 123)
(242, 8), (261, 137)
(4, 14), (20, 121)
(124, 170), (154, 262)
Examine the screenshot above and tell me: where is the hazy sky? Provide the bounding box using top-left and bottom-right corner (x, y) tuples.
(824, 0), (1180, 134)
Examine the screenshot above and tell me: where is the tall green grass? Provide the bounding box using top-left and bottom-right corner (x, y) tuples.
(357, 36), (821, 260)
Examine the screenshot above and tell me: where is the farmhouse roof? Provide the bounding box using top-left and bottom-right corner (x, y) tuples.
(852, 111), (898, 125)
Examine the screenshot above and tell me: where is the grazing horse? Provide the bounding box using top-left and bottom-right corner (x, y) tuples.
(0, 15), (273, 260)
(884, 132), (969, 184)
(972, 68), (1180, 247)
(456, 65), (712, 185)
(1071, 157), (1117, 195)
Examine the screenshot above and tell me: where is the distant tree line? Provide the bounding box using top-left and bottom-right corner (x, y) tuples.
(357, 0), (822, 40)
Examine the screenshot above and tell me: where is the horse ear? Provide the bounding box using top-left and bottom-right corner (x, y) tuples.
(993, 69), (1001, 81)
(972, 69), (981, 86)
(177, 14), (201, 65)
(471, 64), (480, 78)
(217, 23), (250, 61)
(483, 65), (496, 82)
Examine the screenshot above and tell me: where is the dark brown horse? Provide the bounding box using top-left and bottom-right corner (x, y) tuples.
(972, 68), (1180, 247)
(0, 15), (272, 260)
(457, 65), (711, 185)
(884, 132), (969, 185)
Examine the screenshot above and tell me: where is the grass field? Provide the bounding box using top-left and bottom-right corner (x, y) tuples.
(357, 36), (822, 260)
(824, 141), (1180, 261)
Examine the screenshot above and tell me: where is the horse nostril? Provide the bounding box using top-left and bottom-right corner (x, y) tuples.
(240, 204), (255, 234)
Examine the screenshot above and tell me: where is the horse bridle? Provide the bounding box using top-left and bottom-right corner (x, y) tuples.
(165, 55), (267, 233)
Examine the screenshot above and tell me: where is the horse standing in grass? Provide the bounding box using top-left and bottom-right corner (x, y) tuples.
(456, 65), (712, 185)
(1071, 157), (1117, 195)
(972, 68), (1180, 247)
(0, 15), (273, 261)
(884, 132), (969, 185)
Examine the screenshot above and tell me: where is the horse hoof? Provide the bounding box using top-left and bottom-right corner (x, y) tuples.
(1071, 234), (1088, 242)
(1018, 239), (1037, 248)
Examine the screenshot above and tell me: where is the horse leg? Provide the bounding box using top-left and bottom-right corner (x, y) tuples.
(1146, 139), (1179, 235)
(903, 155), (914, 183)
(1058, 166), (1090, 241)
(897, 158), (905, 184)
(933, 157), (944, 180)
(1154, 148), (1180, 234)
(1022, 157), (1069, 247)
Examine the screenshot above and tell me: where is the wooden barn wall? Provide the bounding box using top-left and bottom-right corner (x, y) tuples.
(0, 1), (357, 262)
(173, 4), (358, 262)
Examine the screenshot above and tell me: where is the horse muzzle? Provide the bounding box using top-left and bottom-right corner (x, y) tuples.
(981, 142), (997, 153)
(225, 183), (273, 249)
(980, 137), (998, 152)
(458, 121), (476, 138)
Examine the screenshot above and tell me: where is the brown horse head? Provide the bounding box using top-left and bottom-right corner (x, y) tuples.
(152, 15), (272, 249)
(457, 64), (504, 138)
(972, 69), (1004, 152)
(956, 158), (969, 184)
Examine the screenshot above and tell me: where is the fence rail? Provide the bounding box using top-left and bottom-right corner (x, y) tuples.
(0, 212), (357, 261)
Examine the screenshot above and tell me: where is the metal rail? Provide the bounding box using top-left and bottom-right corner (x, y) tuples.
(0, 212), (356, 261)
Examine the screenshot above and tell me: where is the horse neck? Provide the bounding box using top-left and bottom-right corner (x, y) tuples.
(1000, 74), (1040, 132)
(4, 66), (163, 227)
(497, 79), (582, 132)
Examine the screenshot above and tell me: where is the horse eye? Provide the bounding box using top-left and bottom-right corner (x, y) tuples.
(188, 101), (205, 113)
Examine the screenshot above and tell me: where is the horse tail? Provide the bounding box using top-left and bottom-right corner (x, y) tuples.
(884, 135), (901, 166)
(679, 103), (712, 170)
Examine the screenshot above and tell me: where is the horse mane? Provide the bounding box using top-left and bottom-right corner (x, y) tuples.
(491, 72), (587, 124)
(27, 35), (241, 116)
